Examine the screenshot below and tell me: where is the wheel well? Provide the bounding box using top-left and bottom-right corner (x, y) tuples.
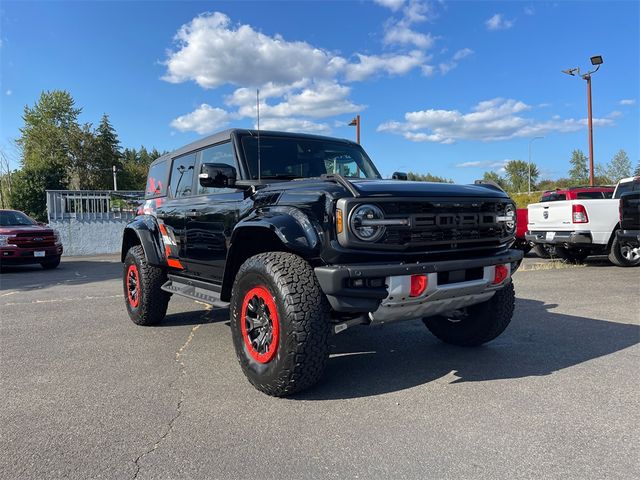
(606, 223), (621, 250)
(121, 228), (141, 262)
(221, 228), (290, 301)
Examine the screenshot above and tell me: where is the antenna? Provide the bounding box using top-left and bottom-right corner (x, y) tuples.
(256, 89), (261, 181)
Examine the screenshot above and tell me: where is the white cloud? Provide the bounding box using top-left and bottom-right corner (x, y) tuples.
(5, 89), (12, 96)
(228, 82), (363, 119)
(524, 6), (535, 15)
(619, 98), (636, 105)
(165, 9), (442, 135)
(257, 117), (331, 134)
(382, 0), (436, 49)
(421, 64), (436, 76)
(377, 97), (616, 143)
(455, 160), (509, 170)
(170, 104), (232, 134)
(374, 0), (406, 11)
(485, 13), (515, 31)
(163, 12), (343, 89)
(344, 50), (426, 81)
(439, 48), (473, 74)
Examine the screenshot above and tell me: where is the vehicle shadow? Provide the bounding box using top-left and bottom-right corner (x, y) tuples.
(294, 298), (639, 401)
(0, 259), (122, 291)
(157, 307), (230, 327)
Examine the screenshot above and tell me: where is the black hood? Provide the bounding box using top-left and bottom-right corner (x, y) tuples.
(350, 179), (509, 198)
(258, 178), (509, 200)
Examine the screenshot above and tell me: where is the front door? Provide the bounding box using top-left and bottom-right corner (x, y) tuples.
(183, 142), (242, 282)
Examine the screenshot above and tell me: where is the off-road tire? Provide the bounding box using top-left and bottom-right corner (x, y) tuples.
(123, 245), (169, 326)
(423, 282), (515, 347)
(41, 256), (61, 270)
(608, 235), (640, 267)
(554, 246), (590, 264)
(230, 252), (330, 397)
(532, 244), (551, 259)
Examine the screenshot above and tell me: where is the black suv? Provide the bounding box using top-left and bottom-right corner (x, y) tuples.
(121, 129), (522, 396)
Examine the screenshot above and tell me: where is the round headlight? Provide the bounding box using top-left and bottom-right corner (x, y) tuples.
(504, 204), (516, 233)
(349, 204), (385, 242)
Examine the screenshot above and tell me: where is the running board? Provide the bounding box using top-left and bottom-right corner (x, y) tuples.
(161, 278), (229, 308)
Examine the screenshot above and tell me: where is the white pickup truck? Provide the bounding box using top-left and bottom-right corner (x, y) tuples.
(526, 177), (640, 266)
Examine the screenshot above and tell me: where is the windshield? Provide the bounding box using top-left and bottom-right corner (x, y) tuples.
(240, 135), (381, 180)
(0, 210), (37, 226)
(614, 179), (640, 198)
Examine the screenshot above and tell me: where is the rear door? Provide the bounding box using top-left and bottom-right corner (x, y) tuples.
(157, 152), (197, 270)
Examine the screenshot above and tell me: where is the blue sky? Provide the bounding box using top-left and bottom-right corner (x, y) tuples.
(1, 0), (638, 182)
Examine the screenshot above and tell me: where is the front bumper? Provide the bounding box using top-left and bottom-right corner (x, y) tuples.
(314, 249), (523, 319)
(0, 245), (63, 265)
(616, 229), (640, 248)
(525, 230), (592, 245)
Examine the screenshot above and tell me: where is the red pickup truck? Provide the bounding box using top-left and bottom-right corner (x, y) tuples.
(514, 186), (614, 256)
(0, 209), (63, 269)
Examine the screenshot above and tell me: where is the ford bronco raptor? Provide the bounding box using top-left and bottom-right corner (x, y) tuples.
(121, 129), (522, 396)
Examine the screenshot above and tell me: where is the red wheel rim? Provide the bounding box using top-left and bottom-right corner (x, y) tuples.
(126, 264), (140, 308)
(240, 286), (280, 363)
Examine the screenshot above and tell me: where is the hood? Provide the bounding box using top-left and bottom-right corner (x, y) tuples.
(350, 180), (510, 198)
(0, 224), (54, 235)
(258, 178), (509, 200)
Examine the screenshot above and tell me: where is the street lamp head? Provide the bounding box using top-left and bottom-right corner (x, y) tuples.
(590, 55), (603, 66)
(562, 68), (578, 76)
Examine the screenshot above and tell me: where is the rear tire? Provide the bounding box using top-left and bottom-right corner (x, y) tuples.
(123, 245), (169, 326)
(608, 235), (640, 267)
(41, 256), (61, 270)
(554, 246), (589, 264)
(423, 283), (515, 347)
(532, 244), (551, 259)
(230, 252), (330, 397)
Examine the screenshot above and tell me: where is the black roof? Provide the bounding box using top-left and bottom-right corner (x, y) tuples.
(149, 129), (357, 168)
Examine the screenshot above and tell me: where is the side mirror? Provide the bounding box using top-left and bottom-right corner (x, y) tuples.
(199, 163), (237, 188)
(392, 171), (408, 181)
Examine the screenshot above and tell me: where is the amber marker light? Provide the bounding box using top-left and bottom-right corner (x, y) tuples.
(336, 209), (344, 234)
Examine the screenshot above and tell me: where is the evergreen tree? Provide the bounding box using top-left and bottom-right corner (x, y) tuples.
(91, 114), (122, 189)
(607, 149), (632, 182)
(568, 149), (589, 185)
(634, 160), (640, 177)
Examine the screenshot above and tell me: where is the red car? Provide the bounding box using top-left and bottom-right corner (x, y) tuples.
(0, 209), (63, 269)
(514, 186), (615, 254)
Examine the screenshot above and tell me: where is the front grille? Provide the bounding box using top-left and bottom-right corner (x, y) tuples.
(12, 232), (56, 248)
(377, 200), (509, 252)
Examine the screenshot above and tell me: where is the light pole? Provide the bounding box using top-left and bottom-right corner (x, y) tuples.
(562, 55), (603, 186)
(349, 115), (361, 144)
(528, 136), (543, 194)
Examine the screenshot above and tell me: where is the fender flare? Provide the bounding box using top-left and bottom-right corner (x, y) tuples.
(230, 206), (322, 256)
(220, 207), (323, 300)
(121, 215), (165, 266)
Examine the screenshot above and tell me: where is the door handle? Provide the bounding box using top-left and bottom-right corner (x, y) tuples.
(186, 210), (200, 218)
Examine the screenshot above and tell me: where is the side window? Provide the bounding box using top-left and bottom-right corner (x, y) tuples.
(145, 160), (168, 198)
(197, 142), (236, 195)
(169, 153), (196, 198)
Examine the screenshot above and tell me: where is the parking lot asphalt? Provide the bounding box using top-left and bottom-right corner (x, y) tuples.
(1, 254), (639, 479)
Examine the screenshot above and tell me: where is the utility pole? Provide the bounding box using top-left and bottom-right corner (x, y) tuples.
(562, 55), (603, 186)
(349, 115), (361, 144)
(112, 165), (118, 191)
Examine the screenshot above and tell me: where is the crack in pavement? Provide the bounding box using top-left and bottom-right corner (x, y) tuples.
(130, 305), (212, 480)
